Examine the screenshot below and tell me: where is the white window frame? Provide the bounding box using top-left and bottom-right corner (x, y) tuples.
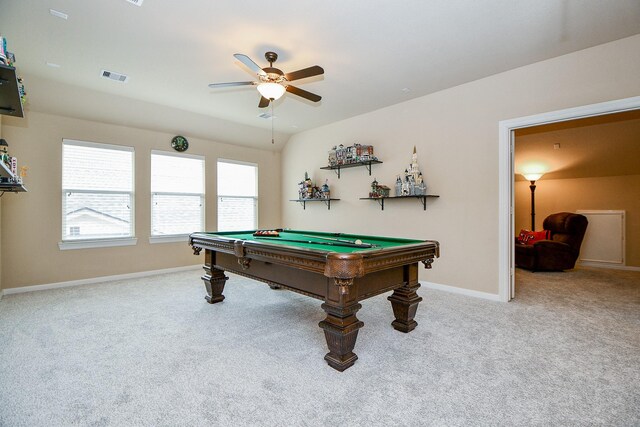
(149, 150), (205, 244)
(59, 139), (136, 250)
(217, 158), (258, 231)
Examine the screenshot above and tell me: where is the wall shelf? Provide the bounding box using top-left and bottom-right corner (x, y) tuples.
(0, 64), (24, 118)
(290, 198), (340, 210)
(360, 195), (439, 211)
(320, 160), (383, 178)
(0, 183), (27, 193)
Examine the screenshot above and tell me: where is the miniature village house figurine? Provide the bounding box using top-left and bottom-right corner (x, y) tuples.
(328, 143), (378, 167)
(298, 172), (331, 200)
(369, 178), (390, 198)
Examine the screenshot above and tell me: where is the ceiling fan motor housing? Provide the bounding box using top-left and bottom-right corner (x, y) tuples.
(261, 67), (286, 83)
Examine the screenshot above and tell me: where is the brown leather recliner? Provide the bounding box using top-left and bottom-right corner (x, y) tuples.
(515, 212), (588, 271)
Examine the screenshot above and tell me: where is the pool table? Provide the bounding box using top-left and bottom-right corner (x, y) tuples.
(189, 229), (439, 371)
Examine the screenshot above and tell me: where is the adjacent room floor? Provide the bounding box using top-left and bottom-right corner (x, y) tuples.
(1, 267), (638, 426)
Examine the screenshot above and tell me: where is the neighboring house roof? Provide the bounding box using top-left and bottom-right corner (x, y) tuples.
(66, 207), (129, 224)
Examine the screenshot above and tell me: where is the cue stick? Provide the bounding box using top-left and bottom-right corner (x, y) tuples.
(254, 236), (373, 248)
(297, 233), (365, 246)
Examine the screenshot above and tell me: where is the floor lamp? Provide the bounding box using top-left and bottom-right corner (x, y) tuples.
(522, 173), (543, 231)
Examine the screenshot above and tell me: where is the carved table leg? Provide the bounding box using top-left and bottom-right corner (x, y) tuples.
(387, 263), (423, 333)
(318, 302), (364, 371)
(202, 251), (228, 304)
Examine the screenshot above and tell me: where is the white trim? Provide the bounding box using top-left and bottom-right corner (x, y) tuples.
(217, 157), (258, 168)
(63, 138), (134, 152)
(579, 262), (640, 272)
(151, 149), (205, 161)
(2, 264), (202, 295)
(58, 237), (138, 250)
(422, 281), (502, 302)
(498, 96), (640, 303)
(149, 235), (189, 244)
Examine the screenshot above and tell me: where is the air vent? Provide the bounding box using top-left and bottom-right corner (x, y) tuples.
(49, 9), (69, 20)
(257, 113), (277, 119)
(125, 0), (144, 6)
(101, 70), (129, 83)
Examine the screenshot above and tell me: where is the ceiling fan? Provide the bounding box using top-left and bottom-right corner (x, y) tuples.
(208, 51), (324, 108)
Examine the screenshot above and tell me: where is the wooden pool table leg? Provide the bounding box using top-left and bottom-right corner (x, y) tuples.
(387, 263), (423, 332)
(318, 301), (364, 372)
(202, 250), (228, 304)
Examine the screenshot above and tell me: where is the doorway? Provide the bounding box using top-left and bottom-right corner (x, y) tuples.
(498, 96), (640, 301)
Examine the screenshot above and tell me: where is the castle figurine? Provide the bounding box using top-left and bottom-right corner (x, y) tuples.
(396, 146), (426, 196)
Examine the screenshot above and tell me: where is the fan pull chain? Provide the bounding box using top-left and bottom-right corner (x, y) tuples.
(271, 102), (275, 144)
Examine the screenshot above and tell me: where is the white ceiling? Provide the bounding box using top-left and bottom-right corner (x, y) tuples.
(1, 0), (639, 150)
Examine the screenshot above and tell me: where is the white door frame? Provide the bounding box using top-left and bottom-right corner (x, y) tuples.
(498, 96), (640, 302)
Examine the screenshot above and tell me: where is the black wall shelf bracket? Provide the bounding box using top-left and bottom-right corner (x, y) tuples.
(290, 198), (339, 210)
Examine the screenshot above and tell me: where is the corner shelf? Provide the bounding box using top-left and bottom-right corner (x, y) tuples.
(0, 64), (24, 118)
(359, 195), (439, 211)
(290, 198), (340, 210)
(320, 160), (383, 178)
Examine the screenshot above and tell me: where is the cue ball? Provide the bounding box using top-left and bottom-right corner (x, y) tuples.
(355, 239), (363, 245)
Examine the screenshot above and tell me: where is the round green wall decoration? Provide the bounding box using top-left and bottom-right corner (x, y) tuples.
(171, 135), (189, 152)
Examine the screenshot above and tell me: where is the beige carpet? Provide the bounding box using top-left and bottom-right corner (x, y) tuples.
(0, 266), (638, 426)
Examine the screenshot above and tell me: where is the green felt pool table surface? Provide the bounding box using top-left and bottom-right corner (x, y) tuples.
(200, 229), (424, 253)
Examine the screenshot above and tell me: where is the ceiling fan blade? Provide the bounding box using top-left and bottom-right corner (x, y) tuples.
(286, 85), (322, 102)
(234, 53), (267, 77)
(258, 96), (270, 108)
(208, 81), (255, 88)
(285, 65), (324, 81)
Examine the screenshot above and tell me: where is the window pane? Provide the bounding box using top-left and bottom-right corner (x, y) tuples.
(218, 197), (256, 231)
(62, 192), (133, 240)
(217, 162), (257, 197)
(63, 144), (133, 191)
(152, 194), (203, 235)
(151, 153), (204, 193)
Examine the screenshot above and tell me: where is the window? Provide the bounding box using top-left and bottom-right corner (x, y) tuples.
(151, 151), (205, 239)
(61, 139), (135, 249)
(217, 160), (257, 231)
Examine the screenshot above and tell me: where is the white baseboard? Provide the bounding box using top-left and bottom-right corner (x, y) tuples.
(2, 264), (202, 295)
(421, 281), (502, 302)
(578, 262), (640, 272)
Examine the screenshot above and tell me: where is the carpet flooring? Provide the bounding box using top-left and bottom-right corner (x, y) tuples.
(0, 267), (638, 426)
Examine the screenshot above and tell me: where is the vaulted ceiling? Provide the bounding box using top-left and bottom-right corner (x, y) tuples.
(2, 0), (639, 150)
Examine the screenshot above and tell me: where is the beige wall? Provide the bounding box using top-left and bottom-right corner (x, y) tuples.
(0, 112), (281, 289)
(281, 35), (640, 295)
(515, 175), (640, 267)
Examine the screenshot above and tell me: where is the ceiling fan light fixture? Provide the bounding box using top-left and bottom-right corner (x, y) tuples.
(257, 82), (286, 100)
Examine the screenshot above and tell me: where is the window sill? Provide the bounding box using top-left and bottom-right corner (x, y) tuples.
(149, 235), (190, 244)
(58, 237), (138, 250)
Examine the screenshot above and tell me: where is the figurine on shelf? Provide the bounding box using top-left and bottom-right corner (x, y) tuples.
(398, 146), (427, 196)
(369, 178), (390, 198)
(297, 172), (328, 200)
(321, 179), (330, 199)
(328, 143), (378, 167)
(0, 139), (9, 166)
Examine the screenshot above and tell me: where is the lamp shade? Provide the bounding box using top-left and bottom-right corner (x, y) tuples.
(522, 172), (543, 182)
(257, 82), (286, 100)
